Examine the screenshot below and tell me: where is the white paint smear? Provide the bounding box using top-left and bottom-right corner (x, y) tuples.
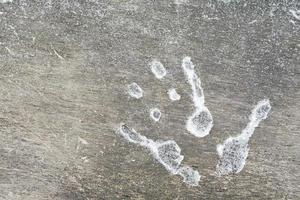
(150, 60), (167, 79)
(168, 88), (181, 101)
(150, 108), (161, 122)
(289, 9), (300, 20)
(128, 82), (143, 99)
(182, 56), (213, 137)
(118, 124), (200, 186)
(216, 99), (271, 176)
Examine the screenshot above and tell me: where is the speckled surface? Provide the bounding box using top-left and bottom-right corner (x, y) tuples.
(0, 0), (299, 199)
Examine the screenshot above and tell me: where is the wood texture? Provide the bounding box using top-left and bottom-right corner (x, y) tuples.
(0, 0), (299, 199)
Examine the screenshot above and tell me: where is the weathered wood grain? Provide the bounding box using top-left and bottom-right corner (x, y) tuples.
(0, 0), (299, 199)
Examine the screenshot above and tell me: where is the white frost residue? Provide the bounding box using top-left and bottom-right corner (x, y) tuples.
(168, 88), (181, 101)
(216, 99), (271, 176)
(182, 56), (213, 137)
(289, 9), (300, 20)
(150, 60), (167, 79)
(118, 124), (200, 186)
(0, 0), (13, 3)
(150, 108), (161, 122)
(128, 82), (143, 99)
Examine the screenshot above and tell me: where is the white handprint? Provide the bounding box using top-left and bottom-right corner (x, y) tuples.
(150, 108), (162, 122)
(118, 124), (200, 186)
(216, 99), (271, 176)
(119, 56), (272, 186)
(182, 57), (213, 137)
(150, 59), (167, 79)
(167, 88), (181, 101)
(120, 57), (207, 186)
(127, 82), (143, 99)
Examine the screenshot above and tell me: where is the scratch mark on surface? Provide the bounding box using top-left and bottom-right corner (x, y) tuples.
(64, 132), (67, 148)
(51, 44), (65, 60)
(289, 9), (300, 20)
(9, 25), (19, 41)
(76, 137), (89, 152)
(5, 47), (14, 56)
(174, 0), (189, 6)
(78, 136), (89, 145)
(248, 20), (257, 24)
(0, 0), (13, 3)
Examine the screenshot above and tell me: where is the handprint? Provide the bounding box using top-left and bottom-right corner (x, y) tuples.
(118, 124), (200, 186)
(216, 99), (271, 176)
(127, 82), (143, 99)
(167, 88), (181, 101)
(181, 57), (213, 138)
(117, 56), (272, 186)
(118, 57), (212, 186)
(150, 108), (162, 122)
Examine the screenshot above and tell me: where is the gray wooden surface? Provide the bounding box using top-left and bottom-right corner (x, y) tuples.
(0, 0), (299, 199)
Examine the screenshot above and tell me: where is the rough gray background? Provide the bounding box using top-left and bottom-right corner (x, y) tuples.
(0, 0), (299, 199)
